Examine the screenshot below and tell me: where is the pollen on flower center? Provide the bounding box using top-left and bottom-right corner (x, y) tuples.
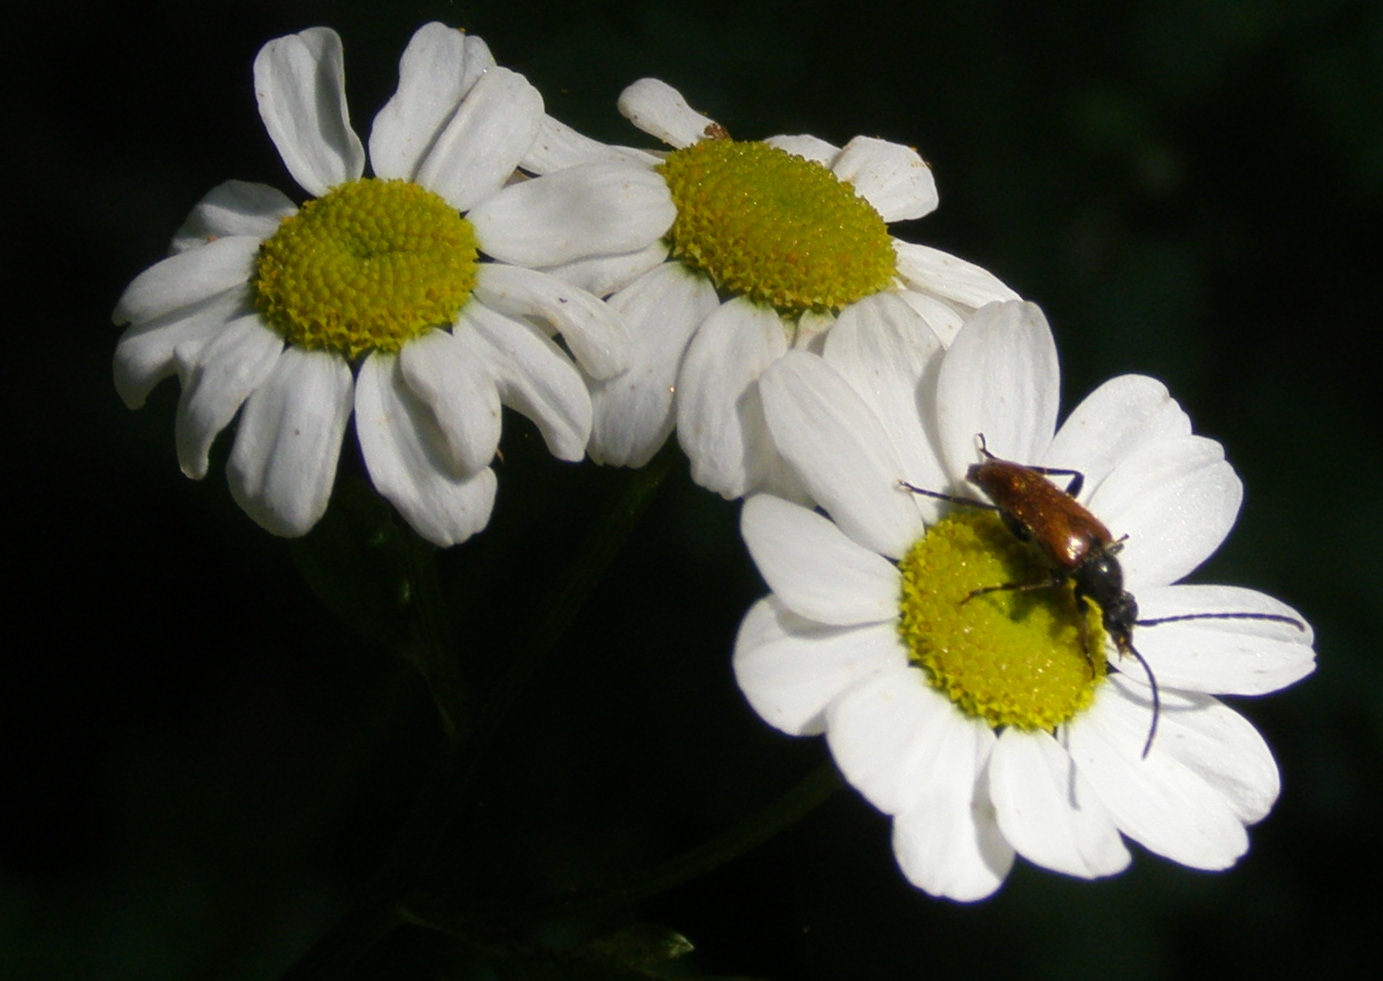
(657, 139), (897, 317)
(896, 510), (1107, 732)
(253, 178), (480, 360)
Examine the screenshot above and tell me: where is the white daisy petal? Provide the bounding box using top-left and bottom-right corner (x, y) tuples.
(462, 300), (593, 462)
(989, 729), (1130, 879)
(894, 241), (1022, 309)
(170, 181), (297, 253)
(174, 315), (285, 478)
(1091, 435), (1242, 589)
(740, 495), (901, 626)
(587, 262), (719, 467)
(368, 23), (495, 182)
(891, 713), (1012, 902)
(397, 328), (501, 476)
(112, 236), (259, 327)
(522, 114), (662, 174)
(1045, 374), (1191, 490)
(415, 67), (544, 214)
(826, 664), (956, 814)
(114, 289), (251, 409)
(726, 285), (1310, 899)
(823, 291), (949, 509)
(253, 27), (364, 197)
(472, 263), (629, 380)
(734, 597), (904, 736)
(617, 78), (720, 148)
(538, 240), (672, 299)
(792, 309), (835, 352)
(935, 300), (1061, 474)
(1130, 584), (1315, 695)
(1069, 677), (1252, 870)
(469, 162), (675, 268)
(831, 136), (939, 223)
(1156, 689), (1281, 825)
(762, 134), (839, 167)
(227, 347), (353, 538)
(355, 353), (499, 547)
(894, 290), (966, 347)
(760, 351), (924, 559)
(677, 299), (787, 499)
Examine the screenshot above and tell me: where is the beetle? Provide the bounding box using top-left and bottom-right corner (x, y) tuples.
(902, 435), (1304, 757)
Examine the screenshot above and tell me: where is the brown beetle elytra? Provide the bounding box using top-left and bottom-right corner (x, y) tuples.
(903, 435), (1304, 758)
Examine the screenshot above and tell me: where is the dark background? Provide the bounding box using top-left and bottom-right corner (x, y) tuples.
(3, 0), (1379, 977)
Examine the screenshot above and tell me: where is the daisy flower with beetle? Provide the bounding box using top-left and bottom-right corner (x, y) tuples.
(734, 299), (1316, 900)
(113, 23), (673, 546)
(519, 78), (1018, 494)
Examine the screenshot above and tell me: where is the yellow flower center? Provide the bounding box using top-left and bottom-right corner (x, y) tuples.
(897, 511), (1107, 732)
(253, 178), (480, 360)
(657, 139), (897, 317)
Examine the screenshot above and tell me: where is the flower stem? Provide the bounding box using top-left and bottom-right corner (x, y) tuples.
(277, 445), (679, 980)
(407, 755), (843, 939)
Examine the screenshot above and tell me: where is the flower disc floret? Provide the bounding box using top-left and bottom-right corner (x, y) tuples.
(897, 510), (1107, 731)
(254, 178), (480, 360)
(657, 139), (897, 316)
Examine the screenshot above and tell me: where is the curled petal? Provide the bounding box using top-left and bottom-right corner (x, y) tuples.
(894, 290), (966, 347)
(461, 301), (593, 462)
(171, 181), (296, 254)
(369, 23), (494, 182)
(112, 236), (259, 327)
(618, 78), (720, 148)
(415, 67), (543, 213)
(227, 347), (353, 537)
(763, 134), (838, 167)
(894, 241), (1021, 310)
(254, 27), (364, 197)
(832, 136), (938, 223)
(676, 298), (787, 499)
(473, 263), (629, 380)
(587, 263), (718, 467)
(114, 289), (251, 409)
(175, 315), (284, 478)
(522, 114), (660, 174)
(355, 353), (498, 547)
(397, 328), (501, 476)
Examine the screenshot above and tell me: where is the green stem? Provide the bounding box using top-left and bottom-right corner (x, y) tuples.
(398, 528), (468, 740)
(277, 445), (678, 981)
(581, 757), (842, 909)
(410, 756), (843, 939)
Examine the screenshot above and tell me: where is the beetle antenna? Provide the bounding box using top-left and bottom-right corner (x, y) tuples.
(1137, 611), (1305, 630)
(1118, 640), (1161, 759)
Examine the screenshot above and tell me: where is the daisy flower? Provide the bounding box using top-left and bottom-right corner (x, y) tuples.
(735, 300), (1316, 900)
(521, 79), (1018, 491)
(113, 24), (670, 546)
